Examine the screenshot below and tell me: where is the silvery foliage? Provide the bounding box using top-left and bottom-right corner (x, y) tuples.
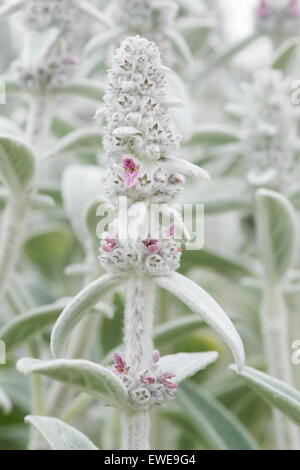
(241, 68), (299, 193)
(23, 0), (77, 31)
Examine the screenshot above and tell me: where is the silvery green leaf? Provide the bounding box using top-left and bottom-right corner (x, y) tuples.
(77, 1), (113, 27)
(56, 79), (105, 101)
(25, 415), (98, 450)
(165, 29), (194, 66)
(0, 0), (26, 18)
(62, 165), (105, 246)
(51, 274), (124, 357)
(188, 178), (251, 214)
(272, 38), (299, 72)
(84, 195), (112, 258)
(0, 298), (69, 353)
(17, 358), (128, 407)
(230, 365), (300, 425)
(43, 128), (102, 160)
(159, 352), (218, 383)
(155, 272), (245, 371)
(0, 387), (12, 415)
(178, 382), (258, 450)
(0, 117), (24, 137)
(21, 28), (61, 69)
(200, 34), (260, 79)
(289, 185), (300, 209)
(0, 134), (35, 196)
(188, 124), (242, 146)
(255, 189), (298, 283)
(32, 193), (55, 209)
(2, 78), (23, 95)
(165, 157), (209, 180)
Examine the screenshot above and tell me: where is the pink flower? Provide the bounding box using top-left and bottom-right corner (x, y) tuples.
(256, 0), (269, 18)
(152, 350), (160, 364)
(289, 0), (300, 16)
(161, 372), (178, 390)
(166, 224), (176, 237)
(141, 372), (155, 385)
(144, 237), (160, 252)
(113, 353), (128, 375)
(122, 157), (139, 188)
(102, 237), (117, 252)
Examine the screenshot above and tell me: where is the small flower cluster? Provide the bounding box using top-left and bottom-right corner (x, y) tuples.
(241, 69), (299, 193)
(111, 351), (177, 407)
(108, 0), (178, 63)
(102, 36), (182, 203)
(23, 0), (77, 32)
(99, 224), (182, 277)
(104, 156), (184, 204)
(255, 0), (300, 37)
(12, 56), (77, 91)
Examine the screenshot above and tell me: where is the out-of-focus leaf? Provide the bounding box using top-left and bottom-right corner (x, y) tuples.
(272, 38), (299, 72)
(0, 134), (35, 196)
(51, 274), (125, 357)
(159, 351), (218, 382)
(188, 125), (242, 146)
(62, 165), (105, 247)
(0, 117), (24, 137)
(23, 223), (75, 279)
(167, 71), (193, 140)
(0, 298), (69, 353)
(230, 365), (300, 425)
(25, 415), (98, 450)
(43, 128), (102, 159)
(100, 293), (124, 357)
(155, 272), (245, 371)
(0, 0), (26, 18)
(21, 28), (61, 69)
(154, 314), (204, 347)
(57, 79), (105, 101)
(255, 189), (298, 283)
(0, 387), (12, 415)
(180, 248), (254, 281)
(178, 382), (258, 450)
(77, 1), (113, 27)
(17, 358), (128, 407)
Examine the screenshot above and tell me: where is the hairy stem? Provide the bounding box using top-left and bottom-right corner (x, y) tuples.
(261, 284), (299, 450)
(26, 93), (50, 149)
(121, 277), (155, 450)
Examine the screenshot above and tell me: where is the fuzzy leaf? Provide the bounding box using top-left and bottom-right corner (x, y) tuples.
(62, 165), (105, 246)
(43, 128), (102, 159)
(0, 0), (26, 18)
(272, 38), (299, 72)
(0, 298), (69, 353)
(255, 189), (298, 283)
(159, 352), (218, 383)
(0, 134), (35, 196)
(154, 314), (204, 347)
(230, 365), (300, 425)
(77, 1), (113, 27)
(25, 415), (98, 450)
(51, 274), (124, 357)
(155, 272), (245, 371)
(178, 382), (258, 450)
(17, 358), (128, 407)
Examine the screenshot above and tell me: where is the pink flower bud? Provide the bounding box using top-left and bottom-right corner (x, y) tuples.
(144, 238), (160, 252)
(289, 0), (300, 16)
(256, 0), (269, 19)
(166, 224), (176, 237)
(152, 349), (160, 364)
(102, 237), (117, 252)
(122, 157), (139, 188)
(141, 372), (155, 385)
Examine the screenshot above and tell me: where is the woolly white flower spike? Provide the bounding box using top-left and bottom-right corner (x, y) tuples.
(241, 68), (299, 194)
(23, 0), (78, 32)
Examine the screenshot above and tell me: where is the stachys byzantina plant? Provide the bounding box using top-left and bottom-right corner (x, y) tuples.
(16, 36), (245, 450)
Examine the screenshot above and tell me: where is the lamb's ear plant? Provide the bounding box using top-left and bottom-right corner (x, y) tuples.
(16, 36), (246, 451)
